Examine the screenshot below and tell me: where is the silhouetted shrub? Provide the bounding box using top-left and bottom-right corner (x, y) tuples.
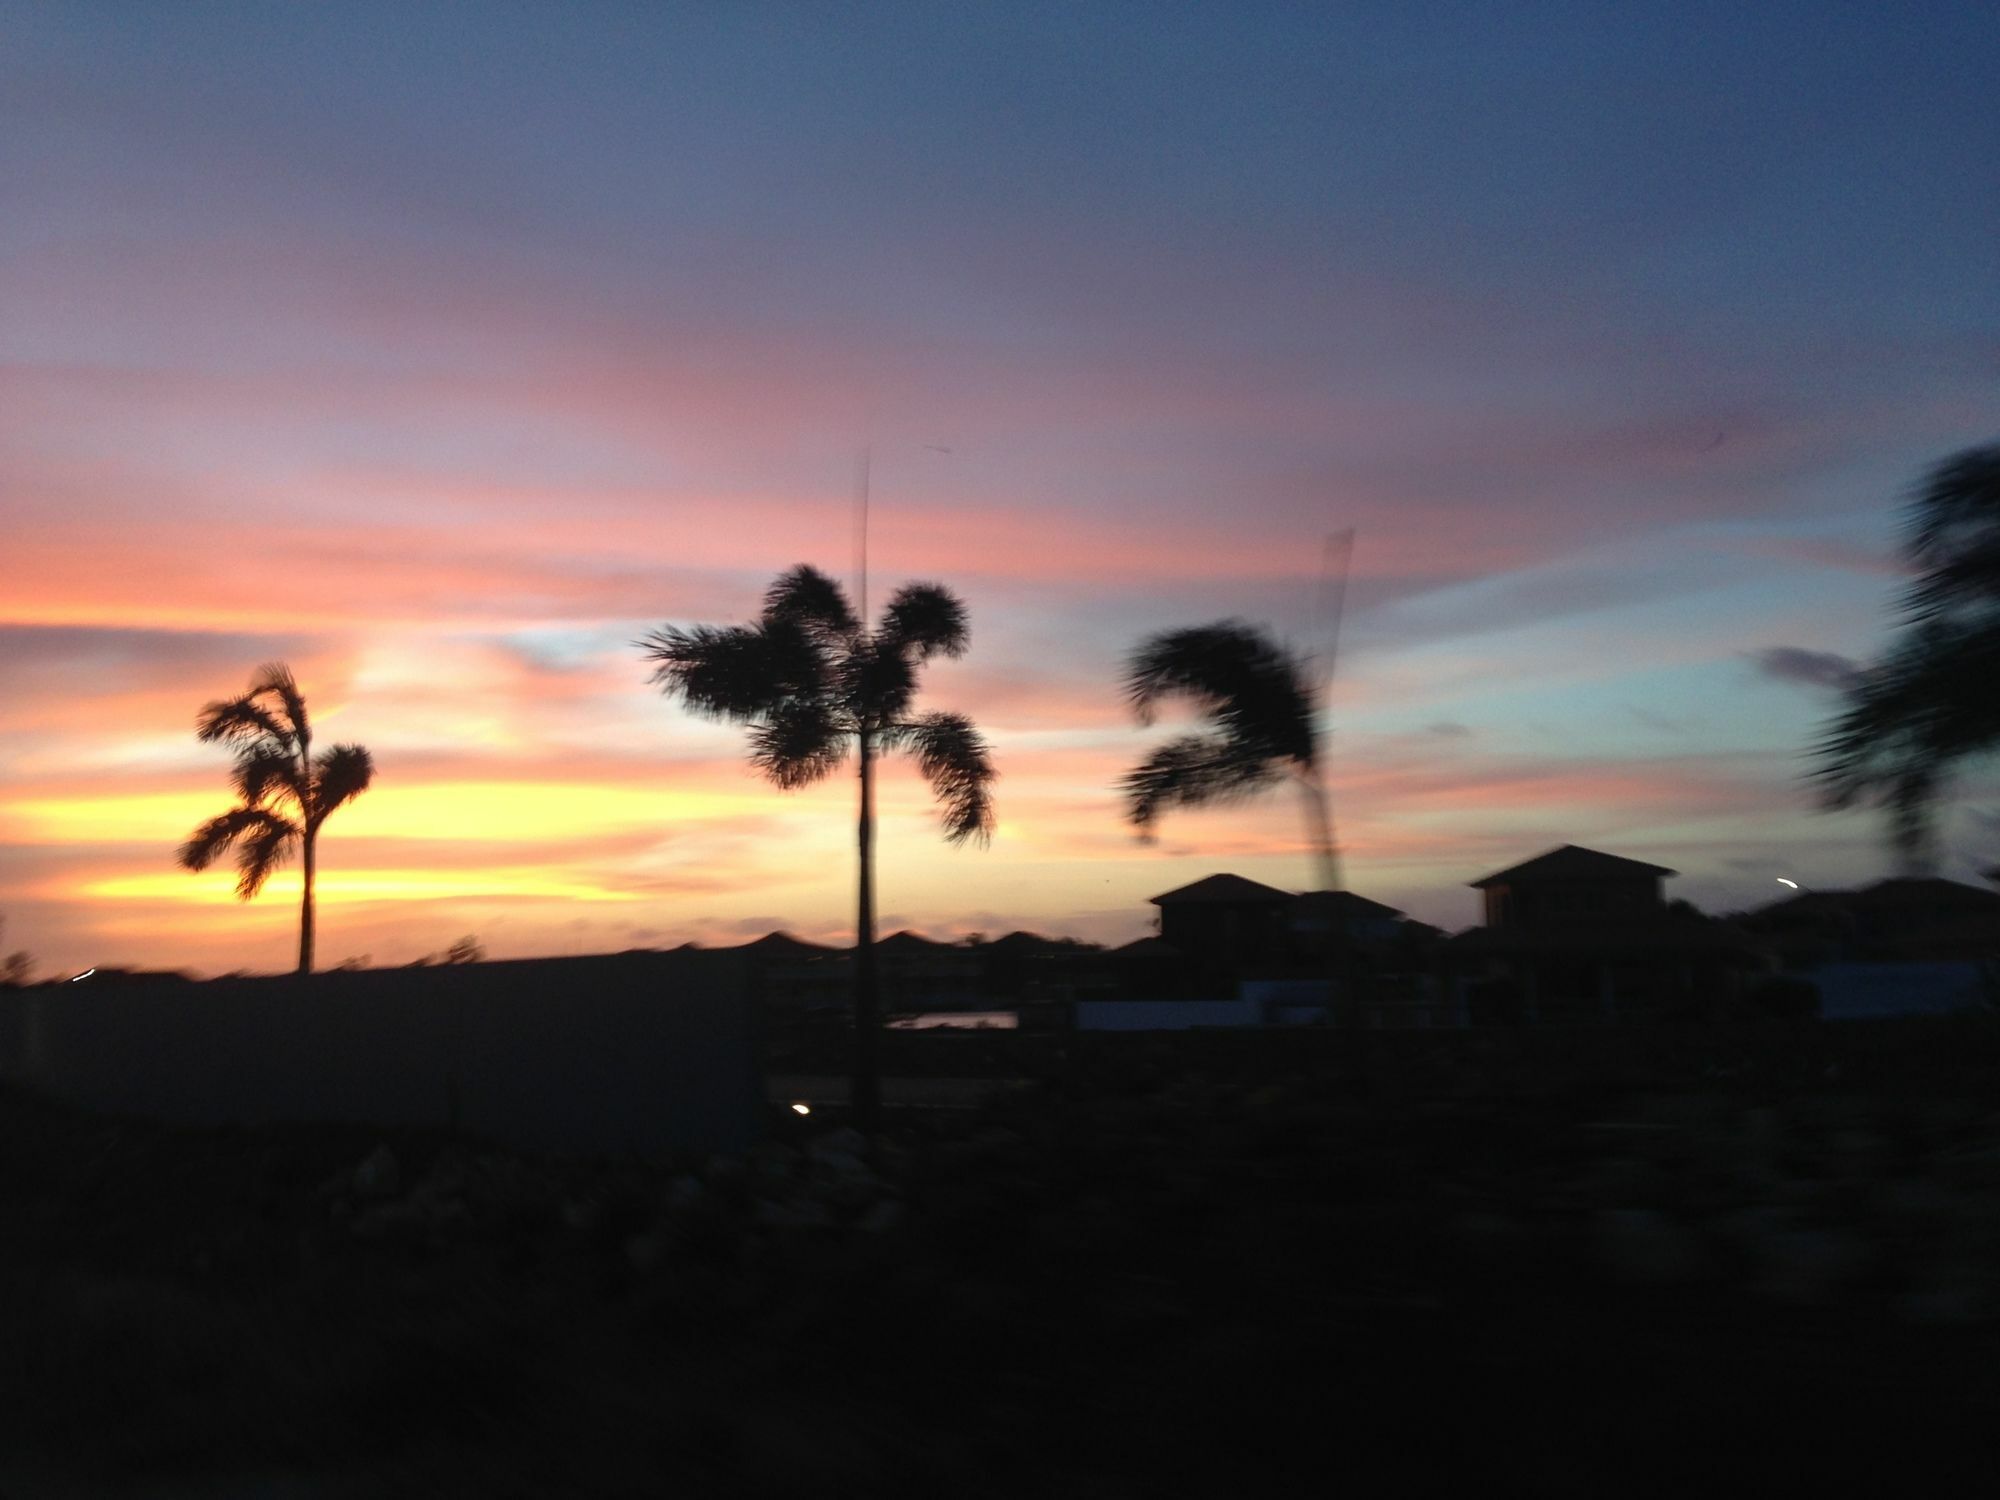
(1744, 975), (1821, 1022)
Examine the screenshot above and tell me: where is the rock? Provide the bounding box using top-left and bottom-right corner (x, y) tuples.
(351, 1144), (401, 1201)
(1752, 1227), (1875, 1305)
(1875, 1177), (1958, 1221)
(624, 1231), (668, 1272)
(1739, 1107), (1783, 1174)
(808, 1126), (869, 1163)
(1592, 1208), (1708, 1285)
(1895, 1261), (1990, 1324)
(753, 1195), (833, 1232)
(855, 1199), (906, 1234)
(745, 1142), (800, 1191)
(809, 1148), (871, 1183)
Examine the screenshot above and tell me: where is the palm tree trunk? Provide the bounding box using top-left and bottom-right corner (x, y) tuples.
(1300, 771), (1341, 895)
(298, 827), (315, 977)
(853, 724), (880, 1133)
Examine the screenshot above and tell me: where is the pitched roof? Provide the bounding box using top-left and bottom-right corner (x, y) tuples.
(1853, 877), (2000, 909)
(729, 931), (843, 959)
(1150, 873), (1295, 907)
(985, 929), (1089, 954)
(1469, 845), (1677, 888)
(1110, 936), (1182, 958)
(876, 929), (955, 954)
(1741, 878), (2000, 926)
(1291, 889), (1405, 921)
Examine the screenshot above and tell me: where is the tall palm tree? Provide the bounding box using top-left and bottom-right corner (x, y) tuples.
(1121, 620), (1337, 891)
(640, 564), (996, 1131)
(1814, 443), (2000, 872)
(177, 663), (375, 976)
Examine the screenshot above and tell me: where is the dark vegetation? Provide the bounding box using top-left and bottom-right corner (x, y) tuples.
(5, 1017), (2000, 1496)
(177, 663), (375, 976)
(1815, 443), (2000, 868)
(640, 563), (996, 1133)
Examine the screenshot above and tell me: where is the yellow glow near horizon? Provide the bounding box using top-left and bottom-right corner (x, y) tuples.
(79, 867), (642, 905)
(7, 780), (778, 846)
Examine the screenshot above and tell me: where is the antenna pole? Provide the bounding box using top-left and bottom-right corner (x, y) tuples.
(854, 446), (871, 626)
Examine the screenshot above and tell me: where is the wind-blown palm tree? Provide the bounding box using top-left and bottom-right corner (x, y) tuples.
(178, 663), (375, 976)
(640, 564), (995, 1130)
(1121, 620), (1337, 891)
(1814, 444), (2000, 872)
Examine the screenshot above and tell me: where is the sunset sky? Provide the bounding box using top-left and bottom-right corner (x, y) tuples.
(4, 2), (1997, 976)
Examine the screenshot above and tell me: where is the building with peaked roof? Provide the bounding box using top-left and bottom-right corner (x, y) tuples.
(1150, 874), (1294, 972)
(1452, 844), (1764, 1023)
(1131, 874), (1445, 1016)
(1736, 876), (2000, 966)
(1470, 844), (1677, 930)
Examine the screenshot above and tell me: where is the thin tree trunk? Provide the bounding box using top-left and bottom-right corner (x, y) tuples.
(299, 828), (315, 977)
(1300, 770), (1340, 895)
(853, 724), (880, 1133)
(297, 720), (315, 978)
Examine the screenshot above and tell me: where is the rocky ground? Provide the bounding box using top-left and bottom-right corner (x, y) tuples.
(4, 1019), (2000, 1496)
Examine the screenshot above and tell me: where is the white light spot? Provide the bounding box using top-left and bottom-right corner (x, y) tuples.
(790, 1102), (812, 1116)
(69, 968), (95, 982)
(1775, 878), (1799, 890)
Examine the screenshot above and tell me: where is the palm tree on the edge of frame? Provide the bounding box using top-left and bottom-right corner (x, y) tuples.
(1814, 443), (2000, 873)
(178, 662), (375, 976)
(640, 564), (996, 1133)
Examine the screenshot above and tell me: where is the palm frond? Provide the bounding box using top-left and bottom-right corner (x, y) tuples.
(196, 693), (292, 748)
(310, 744), (376, 827)
(1812, 618), (2000, 858)
(842, 638), (916, 725)
(235, 814), (297, 899)
(749, 701), (850, 790)
(251, 662), (310, 741)
(897, 710), (996, 846)
(1905, 444), (2000, 622)
(178, 806), (298, 875)
(1121, 732), (1285, 839)
(1125, 621), (1317, 769)
(880, 582), (969, 663)
(640, 624), (806, 721)
(762, 564), (860, 638)
(232, 743), (304, 809)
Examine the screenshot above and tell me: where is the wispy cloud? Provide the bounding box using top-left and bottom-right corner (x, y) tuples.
(1748, 646), (1862, 691)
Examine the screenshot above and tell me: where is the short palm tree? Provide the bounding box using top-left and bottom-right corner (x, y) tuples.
(640, 564), (995, 1130)
(178, 663), (375, 976)
(1814, 444), (2000, 871)
(1122, 620), (1338, 891)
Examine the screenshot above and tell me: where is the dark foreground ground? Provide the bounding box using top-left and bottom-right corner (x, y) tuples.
(5, 1018), (2000, 1497)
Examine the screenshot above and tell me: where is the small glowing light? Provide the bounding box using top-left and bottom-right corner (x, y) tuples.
(1776, 878), (1799, 890)
(69, 968), (95, 982)
(790, 1102), (812, 1116)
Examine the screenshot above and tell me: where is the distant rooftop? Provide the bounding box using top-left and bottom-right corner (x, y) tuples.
(1470, 845), (1677, 888)
(726, 931), (844, 959)
(1151, 874), (1294, 906)
(1292, 889), (1404, 921)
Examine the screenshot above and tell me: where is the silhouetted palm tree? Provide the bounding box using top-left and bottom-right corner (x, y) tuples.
(1121, 620), (1337, 891)
(640, 564), (995, 1130)
(1815, 444), (2000, 871)
(178, 663), (374, 976)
